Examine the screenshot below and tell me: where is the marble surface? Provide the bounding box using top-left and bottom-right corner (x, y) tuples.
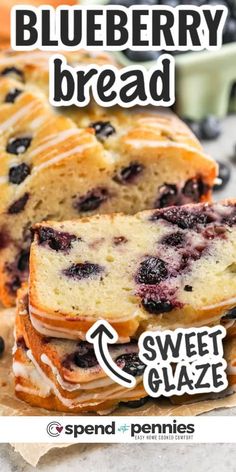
(1, 115), (236, 471)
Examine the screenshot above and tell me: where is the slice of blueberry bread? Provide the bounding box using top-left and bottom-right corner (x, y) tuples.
(0, 74), (217, 307)
(14, 287), (147, 413)
(30, 201), (236, 341)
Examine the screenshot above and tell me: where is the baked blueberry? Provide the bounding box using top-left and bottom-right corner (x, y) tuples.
(116, 353), (146, 376)
(0, 337), (5, 357)
(74, 188), (109, 213)
(35, 227), (77, 252)
(182, 178), (208, 202)
(114, 162), (144, 184)
(155, 184), (178, 208)
(63, 262), (104, 280)
(7, 137), (32, 155)
(9, 163), (30, 184)
(6, 275), (21, 295)
(90, 121), (115, 141)
(213, 161), (231, 191)
(121, 397), (149, 408)
(0, 230), (10, 250)
(184, 285), (193, 292)
(141, 297), (174, 314)
(17, 250), (30, 272)
(136, 256), (168, 285)
(8, 193), (29, 214)
(161, 231), (186, 247)
(221, 207), (236, 226)
(113, 236), (128, 245)
(151, 206), (215, 230)
(16, 336), (28, 351)
(222, 306), (236, 320)
(73, 350), (98, 369)
(5, 88), (22, 104)
(41, 337), (52, 345)
(62, 342), (98, 369)
(1, 67), (24, 80)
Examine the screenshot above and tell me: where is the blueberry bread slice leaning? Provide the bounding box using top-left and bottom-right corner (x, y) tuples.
(30, 201), (236, 341)
(14, 287), (147, 414)
(0, 75), (217, 307)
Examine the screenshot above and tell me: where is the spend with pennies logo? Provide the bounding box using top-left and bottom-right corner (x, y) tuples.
(46, 421), (63, 437)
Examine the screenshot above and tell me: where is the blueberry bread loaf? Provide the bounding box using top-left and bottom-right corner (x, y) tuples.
(14, 286), (236, 414)
(0, 72), (217, 306)
(29, 201), (236, 341)
(14, 287), (147, 413)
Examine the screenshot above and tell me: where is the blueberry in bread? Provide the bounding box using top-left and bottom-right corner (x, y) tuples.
(0, 71), (217, 306)
(29, 201), (236, 341)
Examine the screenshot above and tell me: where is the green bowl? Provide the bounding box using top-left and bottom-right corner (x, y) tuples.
(113, 44), (236, 120)
(80, 1), (236, 119)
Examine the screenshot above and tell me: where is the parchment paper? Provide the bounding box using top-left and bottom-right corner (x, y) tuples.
(1, 308), (236, 466)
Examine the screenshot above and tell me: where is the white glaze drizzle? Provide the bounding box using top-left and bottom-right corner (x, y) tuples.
(124, 138), (213, 162)
(29, 129), (81, 158)
(0, 103), (37, 132)
(32, 143), (96, 172)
